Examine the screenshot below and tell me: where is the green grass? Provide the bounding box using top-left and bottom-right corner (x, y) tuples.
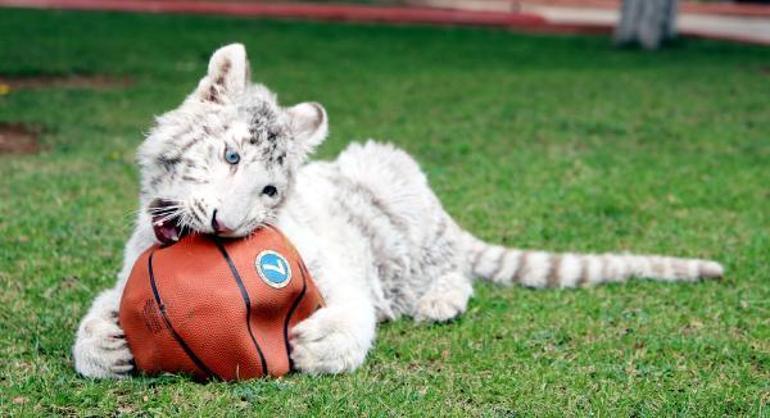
(1, 8), (769, 416)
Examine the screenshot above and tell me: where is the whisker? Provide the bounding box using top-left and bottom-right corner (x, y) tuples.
(122, 209), (140, 223)
(152, 211), (182, 225)
(148, 205), (184, 214)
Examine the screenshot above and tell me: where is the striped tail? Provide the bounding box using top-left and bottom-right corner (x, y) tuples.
(464, 233), (724, 288)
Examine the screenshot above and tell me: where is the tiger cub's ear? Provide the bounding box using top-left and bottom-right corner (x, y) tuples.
(193, 43), (251, 104)
(286, 102), (328, 162)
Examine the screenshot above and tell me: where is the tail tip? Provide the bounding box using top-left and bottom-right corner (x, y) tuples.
(700, 261), (724, 279)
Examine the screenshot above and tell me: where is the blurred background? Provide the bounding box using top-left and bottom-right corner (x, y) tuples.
(1, 0), (768, 416)
(1, 0), (769, 47)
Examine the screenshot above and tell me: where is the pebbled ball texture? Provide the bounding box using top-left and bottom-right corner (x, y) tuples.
(119, 226), (324, 381)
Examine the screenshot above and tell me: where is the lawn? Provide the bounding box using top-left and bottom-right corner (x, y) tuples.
(1, 8), (769, 416)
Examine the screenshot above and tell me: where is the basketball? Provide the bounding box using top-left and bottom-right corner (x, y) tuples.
(119, 226), (324, 381)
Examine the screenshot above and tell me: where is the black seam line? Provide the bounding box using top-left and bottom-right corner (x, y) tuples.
(283, 257), (308, 372)
(213, 238), (269, 377)
(264, 224), (318, 373)
(264, 224), (306, 372)
(147, 251), (219, 380)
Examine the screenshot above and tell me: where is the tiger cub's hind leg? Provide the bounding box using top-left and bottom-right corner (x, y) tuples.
(413, 271), (473, 323)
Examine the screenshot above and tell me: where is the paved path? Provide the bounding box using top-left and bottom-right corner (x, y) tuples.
(416, 0), (770, 44)
(520, 3), (770, 45)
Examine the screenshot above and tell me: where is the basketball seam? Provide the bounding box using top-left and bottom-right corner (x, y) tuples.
(273, 225), (324, 373)
(213, 238), (269, 377)
(147, 251), (219, 380)
(283, 257), (308, 372)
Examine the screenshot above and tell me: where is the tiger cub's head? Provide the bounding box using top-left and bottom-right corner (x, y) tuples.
(137, 43), (327, 243)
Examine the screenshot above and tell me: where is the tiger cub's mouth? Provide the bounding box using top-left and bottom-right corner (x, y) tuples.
(149, 199), (189, 245)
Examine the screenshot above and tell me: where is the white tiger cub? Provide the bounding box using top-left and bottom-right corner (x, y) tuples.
(73, 44), (723, 378)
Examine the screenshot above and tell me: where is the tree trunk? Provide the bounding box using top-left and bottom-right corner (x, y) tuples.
(615, 0), (678, 50)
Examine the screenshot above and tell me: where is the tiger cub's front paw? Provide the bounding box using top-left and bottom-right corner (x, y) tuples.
(289, 307), (371, 375)
(73, 311), (134, 379)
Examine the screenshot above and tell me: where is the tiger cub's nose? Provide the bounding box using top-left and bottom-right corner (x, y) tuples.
(211, 209), (234, 235)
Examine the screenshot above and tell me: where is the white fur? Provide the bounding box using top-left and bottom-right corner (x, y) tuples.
(73, 44), (724, 379)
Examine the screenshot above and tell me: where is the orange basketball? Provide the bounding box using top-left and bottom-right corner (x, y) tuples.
(119, 226), (324, 381)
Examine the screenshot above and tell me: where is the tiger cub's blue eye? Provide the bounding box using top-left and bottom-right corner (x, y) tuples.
(224, 148), (240, 165)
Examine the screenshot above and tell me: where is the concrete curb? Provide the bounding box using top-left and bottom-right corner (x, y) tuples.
(0, 0), (548, 28)
(522, 0), (770, 18)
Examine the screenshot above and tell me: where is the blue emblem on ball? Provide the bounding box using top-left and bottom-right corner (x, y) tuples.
(255, 250), (292, 288)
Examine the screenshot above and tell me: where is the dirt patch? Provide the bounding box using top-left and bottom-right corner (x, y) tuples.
(0, 123), (41, 155)
(0, 74), (132, 91)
